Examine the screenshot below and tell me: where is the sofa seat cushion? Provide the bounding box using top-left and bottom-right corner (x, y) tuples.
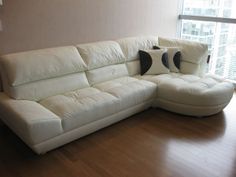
(136, 73), (234, 116)
(39, 87), (120, 132)
(138, 73), (234, 106)
(93, 76), (157, 110)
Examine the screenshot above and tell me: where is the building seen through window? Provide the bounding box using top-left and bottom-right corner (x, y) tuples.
(180, 0), (236, 81)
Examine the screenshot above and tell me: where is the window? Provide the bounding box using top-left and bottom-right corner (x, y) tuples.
(179, 0), (236, 81)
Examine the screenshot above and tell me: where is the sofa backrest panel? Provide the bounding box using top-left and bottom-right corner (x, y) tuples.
(3, 73), (89, 101)
(77, 41), (128, 85)
(0, 46), (87, 86)
(117, 36), (159, 76)
(158, 37), (208, 75)
(0, 46), (90, 101)
(77, 41), (125, 70)
(117, 36), (159, 61)
(86, 64), (128, 85)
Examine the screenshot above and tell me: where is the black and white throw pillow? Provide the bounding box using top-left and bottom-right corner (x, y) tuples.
(139, 49), (169, 75)
(153, 46), (181, 73)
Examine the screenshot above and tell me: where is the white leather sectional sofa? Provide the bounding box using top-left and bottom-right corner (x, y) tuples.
(0, 36), (234, 154)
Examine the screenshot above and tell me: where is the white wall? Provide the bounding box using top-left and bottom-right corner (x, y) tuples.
(0, 0), (180, 54)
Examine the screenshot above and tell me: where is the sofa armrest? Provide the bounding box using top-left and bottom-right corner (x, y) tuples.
(0, 92), (63, 146)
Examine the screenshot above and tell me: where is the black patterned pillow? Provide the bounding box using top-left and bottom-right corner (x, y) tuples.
(153, 46), (181, 73)
(139, 49), (169, 75)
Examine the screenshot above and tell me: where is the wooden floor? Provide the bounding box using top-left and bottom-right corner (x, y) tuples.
(0, 93), (236, 177)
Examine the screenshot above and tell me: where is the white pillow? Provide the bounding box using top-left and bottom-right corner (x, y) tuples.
(158, 37), (208, 65)
(139, 49), (169, 75)
(153, 46), (181, 73)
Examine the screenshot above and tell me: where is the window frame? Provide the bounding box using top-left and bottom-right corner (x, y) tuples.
(178, 0), (236, 87)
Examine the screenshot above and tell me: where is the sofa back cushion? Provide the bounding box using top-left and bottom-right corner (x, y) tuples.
(77, 41), (125, 70)
(158, 37), (208, 75)
(77, 41), (128, 85)
(0, 46), (89, 101)
(117, 36), (159, 76)
(86, 64), (128, 85)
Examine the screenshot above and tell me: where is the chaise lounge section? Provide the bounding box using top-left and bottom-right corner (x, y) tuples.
(0, 36), (234, 154)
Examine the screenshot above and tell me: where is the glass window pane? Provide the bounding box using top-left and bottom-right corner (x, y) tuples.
(181, 20), (236, 80)
(181, 0), (236, 81)
(181, 20), (216, 52)
(183, 0), (236, 18)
